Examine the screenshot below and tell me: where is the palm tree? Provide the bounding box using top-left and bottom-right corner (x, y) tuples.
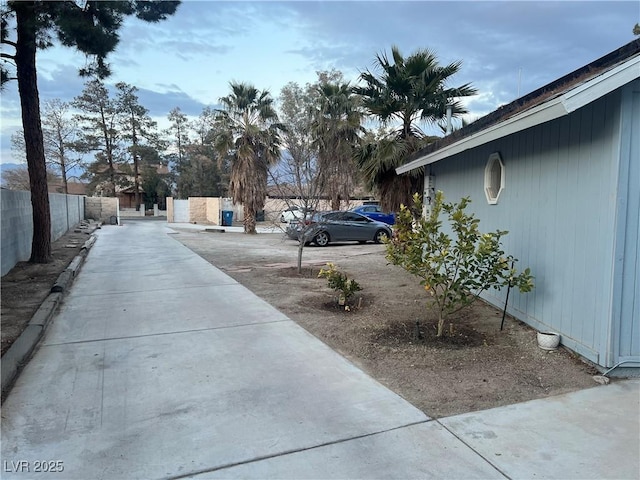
(312, 81), (363, 210)
(355, 46), (476, 212)
(213, 82), (283, 234)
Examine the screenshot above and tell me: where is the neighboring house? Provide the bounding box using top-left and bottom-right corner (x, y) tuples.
(48, 180), (88, 196)
(398, 39), (639, 373)
(90, 164), (169, 209)
(118, 185), (144, 209)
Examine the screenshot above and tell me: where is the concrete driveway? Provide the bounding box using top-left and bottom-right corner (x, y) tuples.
(1, 220), (638, 479)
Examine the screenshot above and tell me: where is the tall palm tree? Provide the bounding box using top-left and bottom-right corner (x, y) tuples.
(312, 81), (363, 210)
(355, 46), (476, 212)
(213, 82), (283, 234)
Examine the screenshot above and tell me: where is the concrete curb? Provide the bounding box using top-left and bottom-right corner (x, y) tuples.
(81, 235), (97, 252)
(1, 232), (98, 400)
(51, 270), (73, 293)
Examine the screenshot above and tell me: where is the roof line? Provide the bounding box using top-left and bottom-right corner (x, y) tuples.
(397, 39), (640, 174)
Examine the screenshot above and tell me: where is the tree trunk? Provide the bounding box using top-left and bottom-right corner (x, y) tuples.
(108, 156), (117, 197)
(437, 311), (445, 337)
(297, 237), (304, 274)
(243, 205), (256, 234)
(59, 142), (68, 194)
(56, 126), (69, 195)
(331, 194), (340, 211)
(15, 3), (52, 263)
(99, 108), (117, 197)
(61, 163), (68, 194)
(131, 113), (141, 210)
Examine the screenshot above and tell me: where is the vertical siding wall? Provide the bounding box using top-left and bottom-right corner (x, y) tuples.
(1, 190), (86, 276)
(611, 80), (640, 367)
(430, 91), (622, 364)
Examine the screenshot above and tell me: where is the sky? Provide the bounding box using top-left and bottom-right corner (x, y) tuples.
(1, 0), (639, 165)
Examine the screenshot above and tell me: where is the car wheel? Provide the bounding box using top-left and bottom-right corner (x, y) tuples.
(374, 229), (389, 244)
(314, 231), (330, 247)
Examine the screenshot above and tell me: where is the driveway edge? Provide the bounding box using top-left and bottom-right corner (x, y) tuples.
(1, 231), (98, 400)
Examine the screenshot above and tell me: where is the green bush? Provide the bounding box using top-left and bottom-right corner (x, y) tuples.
(386, 192), (534, 337)
(318, 263), (362, 306)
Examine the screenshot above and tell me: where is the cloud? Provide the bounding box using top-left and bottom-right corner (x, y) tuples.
(111, 2), (257, 61)
(136, 87), (207, 118)
(1, 0), (637, 164)
(280, 1), (637, 99)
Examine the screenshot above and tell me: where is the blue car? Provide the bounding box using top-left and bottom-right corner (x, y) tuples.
(351, 204), (395, 225)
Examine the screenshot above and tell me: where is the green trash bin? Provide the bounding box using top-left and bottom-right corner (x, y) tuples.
(221, 210), (233, 226)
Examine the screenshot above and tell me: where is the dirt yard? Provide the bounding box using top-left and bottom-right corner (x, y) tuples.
(1, 228), (93, 356)
(170, 226), (599, 418)
(1, 222), (600, 418)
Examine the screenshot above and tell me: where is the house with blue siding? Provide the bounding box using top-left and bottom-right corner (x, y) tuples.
(397, 39), (639, 374)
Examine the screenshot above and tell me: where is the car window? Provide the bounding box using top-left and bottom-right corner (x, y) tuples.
(363, 206), (375, 212)
(323, 212), (342, 221)
(345, 212), (368, 222)
(374, 205), (382, 213)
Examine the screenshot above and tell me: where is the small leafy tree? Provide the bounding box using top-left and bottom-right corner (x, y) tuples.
(386, 192), (534, 337)
(271, 79), (328, 273)
(318, 263), (362, 306)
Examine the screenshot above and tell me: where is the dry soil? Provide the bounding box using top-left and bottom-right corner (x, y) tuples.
(0, 222), (601, 418)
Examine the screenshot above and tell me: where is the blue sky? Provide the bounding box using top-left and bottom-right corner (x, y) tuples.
(1, 1), (638, 164)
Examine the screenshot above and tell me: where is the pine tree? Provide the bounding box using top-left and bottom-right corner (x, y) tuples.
(1, 1), (179, 262)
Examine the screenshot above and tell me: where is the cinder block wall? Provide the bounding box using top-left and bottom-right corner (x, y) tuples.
(49, 193), (85, 239)
(166, 197), (174, 222)
(222, 198), (244, 223)
(206, 198), (221, 225)
(84, 197), (118, 223)
(262, 198), (367, 222)
(188, 197), (208, 223)
(165, 196), (373, 225)
(1, 190), (86, 276)
(1, 190), (33, 276)
(67, 195), (83, 226)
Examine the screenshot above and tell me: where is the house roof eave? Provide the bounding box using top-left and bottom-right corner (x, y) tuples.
(396, 99), (568, 173)
(396, 45), (640, 175)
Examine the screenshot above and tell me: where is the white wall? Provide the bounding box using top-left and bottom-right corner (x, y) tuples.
(173, 199), (189, 223)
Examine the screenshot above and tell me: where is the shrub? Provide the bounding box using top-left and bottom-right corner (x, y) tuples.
(318, 263), (362, 306)
(386, 192), (534, 337)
